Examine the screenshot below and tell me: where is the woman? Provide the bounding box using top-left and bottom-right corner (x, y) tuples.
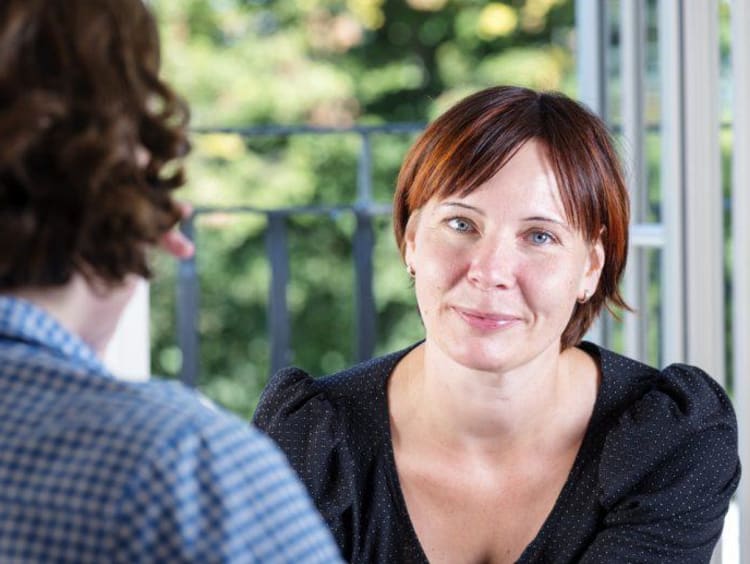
(254, 86), (740, 563)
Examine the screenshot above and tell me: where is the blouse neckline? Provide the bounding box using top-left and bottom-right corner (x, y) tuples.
(377, 341), (607, 564)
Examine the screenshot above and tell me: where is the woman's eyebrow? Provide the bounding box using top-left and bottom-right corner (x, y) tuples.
(438, 201), (485, 216)
(522, 215), (573, 232)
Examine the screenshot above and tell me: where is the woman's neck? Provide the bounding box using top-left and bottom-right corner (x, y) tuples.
(389, 341), (596, 460)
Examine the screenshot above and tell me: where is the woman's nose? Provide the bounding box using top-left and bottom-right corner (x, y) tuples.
(466, 239), (517, 290)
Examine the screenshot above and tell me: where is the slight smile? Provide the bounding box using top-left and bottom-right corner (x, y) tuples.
(453, 307), (522, 331)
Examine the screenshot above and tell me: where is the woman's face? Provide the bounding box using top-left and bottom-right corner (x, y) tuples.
(404, 139), (604, 374)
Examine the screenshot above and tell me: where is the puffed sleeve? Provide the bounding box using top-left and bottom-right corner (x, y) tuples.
(580, 364), (740, 563)
(253, 367), (356, 555)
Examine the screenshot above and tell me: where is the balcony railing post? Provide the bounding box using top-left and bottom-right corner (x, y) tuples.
(266, 212), (291, 374)
(177, 214), (200, 387)
(353, 208), (376, 361)
(354, 132), (376, 361)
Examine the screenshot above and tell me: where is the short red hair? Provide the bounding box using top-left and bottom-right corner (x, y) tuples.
(393, 86), (630, 348)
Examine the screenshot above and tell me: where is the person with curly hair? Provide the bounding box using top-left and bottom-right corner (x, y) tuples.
(0, 0), (342, 561)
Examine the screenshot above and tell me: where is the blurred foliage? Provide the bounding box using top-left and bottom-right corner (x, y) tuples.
(149, 0), (576, 418)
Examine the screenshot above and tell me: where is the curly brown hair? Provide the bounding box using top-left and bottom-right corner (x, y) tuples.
(394, 86), (631, 349)
(0, 0), (189, 289)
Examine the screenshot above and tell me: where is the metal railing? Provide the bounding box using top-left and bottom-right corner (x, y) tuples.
(175, 123), (422, 387)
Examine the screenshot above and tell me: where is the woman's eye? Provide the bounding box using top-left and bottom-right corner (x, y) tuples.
(447, 218), (473, 233)
(529, 231), (554, 245)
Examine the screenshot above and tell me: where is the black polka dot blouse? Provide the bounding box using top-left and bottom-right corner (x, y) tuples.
(253, 342), (740, 563)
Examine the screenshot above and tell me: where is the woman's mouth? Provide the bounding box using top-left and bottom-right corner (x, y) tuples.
(453, 307), (522, 330)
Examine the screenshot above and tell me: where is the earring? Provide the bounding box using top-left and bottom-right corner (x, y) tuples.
(407, 264), (415, 278)
(577, 290), (589, 304)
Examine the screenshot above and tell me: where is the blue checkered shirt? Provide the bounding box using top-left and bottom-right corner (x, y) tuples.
(0, 296), (342, 563)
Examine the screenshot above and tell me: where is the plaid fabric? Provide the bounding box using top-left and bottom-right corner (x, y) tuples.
(0, 296), (342, 563)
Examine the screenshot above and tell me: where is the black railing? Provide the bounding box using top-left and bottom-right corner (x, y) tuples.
(176, 123), (424, 387)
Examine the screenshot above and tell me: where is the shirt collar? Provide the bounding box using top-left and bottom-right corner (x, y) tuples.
(0, 295), (110, 376)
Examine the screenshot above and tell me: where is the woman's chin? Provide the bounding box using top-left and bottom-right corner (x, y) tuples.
(436, 339), (524, 374)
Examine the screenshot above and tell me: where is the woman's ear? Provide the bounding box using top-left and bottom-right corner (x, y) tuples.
(582, 232), (605, 294)
(403, 210), (420, 268)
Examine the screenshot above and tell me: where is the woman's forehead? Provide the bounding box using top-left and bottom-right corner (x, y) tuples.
(432, 141), (565, 209)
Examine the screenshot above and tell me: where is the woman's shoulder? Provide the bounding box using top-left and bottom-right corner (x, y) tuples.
(586, 343), (740, 511)
(252, 344), (418, 533)
(590, 343), (737, 433)
(254, 344), (416, 425)
(252, 343), (417, 464)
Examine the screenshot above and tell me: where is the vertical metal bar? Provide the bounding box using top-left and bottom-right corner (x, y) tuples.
(354, 132), (376, 361)
(681, 2), (724, 559)
(357, 132), (374, 204)
(353, 210), (376, 361)
(682, 0), (724, 382)
(621, 0), (649, 362)
(576, 0), (609, 118)
(177, 215), (200, 388)
(658, 0), (686, 366)
(731, 0), (750, 560)
(266, 212), (291, 375)
(577, 0), (609, 346)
